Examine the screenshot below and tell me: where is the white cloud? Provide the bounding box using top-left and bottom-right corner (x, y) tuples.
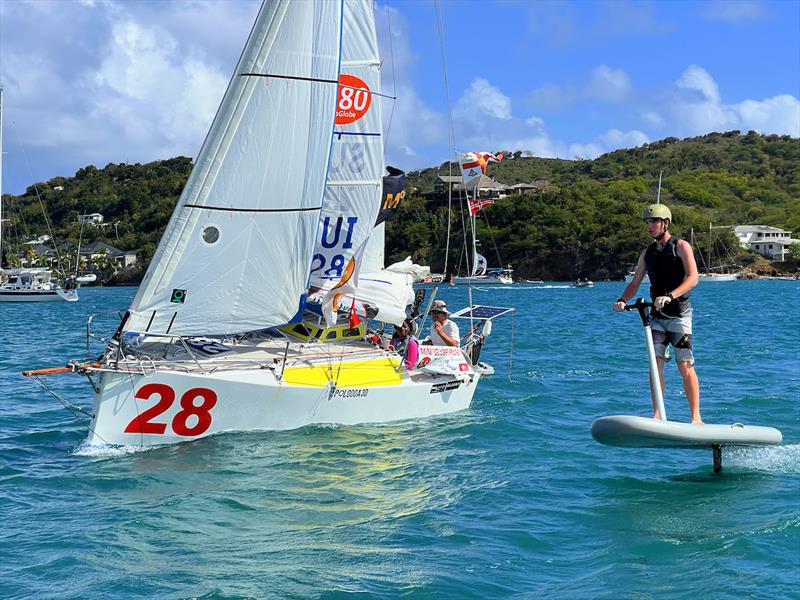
(530, 65), (631, 109)
(641, 110), (665, 126)
(526, 0), (673, 47)
(525, 116), (546, 129)
(676, 64), (720, 103)
(89, 18), (228, 159)
(529, 82), (579, 110)
(398, 145), (416, 157)
(734, 95), (800, 134)
(454, 77), (512, 122)
(0, 0), (251, 189)
(569, 129), (649, 159)
(703, 0), (768, 24)
(376, 5), (445, 164)
(662, 65), (800, 136)
(586, 65), (630, 104)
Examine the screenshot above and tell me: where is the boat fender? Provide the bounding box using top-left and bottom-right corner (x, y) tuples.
(483, 320), (492, 337)
(675, 334), (692, 349)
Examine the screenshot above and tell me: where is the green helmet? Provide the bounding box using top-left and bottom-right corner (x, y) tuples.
(642, 204), (672, 222)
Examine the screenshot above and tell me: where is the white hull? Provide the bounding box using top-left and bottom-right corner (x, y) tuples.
(698, 272), (739, 282)
(452, 275), (513, 286)
(85, 344), (480, 448)
(0, 288), (78, 302)
(624, 272), (649, 283)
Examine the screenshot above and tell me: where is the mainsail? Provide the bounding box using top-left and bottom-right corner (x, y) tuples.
(124, 1), (344, 336)
(309, 0), (384, 295)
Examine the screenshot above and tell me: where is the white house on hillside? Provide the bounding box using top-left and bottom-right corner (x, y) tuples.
(79, 241), (138, 269)
(76, 213), (104, 225)
(734, 225), (799, 262)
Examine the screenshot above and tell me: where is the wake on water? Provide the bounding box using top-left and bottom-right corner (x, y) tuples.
(726, 444), (800, 474)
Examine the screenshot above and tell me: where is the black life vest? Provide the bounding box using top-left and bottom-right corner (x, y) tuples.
(644, 236), (691, 318)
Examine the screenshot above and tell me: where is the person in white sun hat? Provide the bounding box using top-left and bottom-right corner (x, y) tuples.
(428, 299), (460, 347)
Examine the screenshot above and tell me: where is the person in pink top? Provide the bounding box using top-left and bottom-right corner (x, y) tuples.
(390, 319), (419, 370)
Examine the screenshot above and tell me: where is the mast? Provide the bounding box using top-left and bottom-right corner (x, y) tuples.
(470, 184), (477, 277)
(656, 170), (663, 203)
(709, 222), (713, 271)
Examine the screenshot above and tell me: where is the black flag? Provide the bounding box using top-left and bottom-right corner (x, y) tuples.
(375, 166), (406, 226)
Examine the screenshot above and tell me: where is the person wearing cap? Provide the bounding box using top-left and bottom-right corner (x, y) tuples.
(613, 203), (702, 424)
(428, 300), (460, 347)
(390, 318), (420, 370)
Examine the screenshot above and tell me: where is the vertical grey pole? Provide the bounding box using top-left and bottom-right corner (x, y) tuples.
(643, 324), (667, 421)
(630, 298), (667, 422)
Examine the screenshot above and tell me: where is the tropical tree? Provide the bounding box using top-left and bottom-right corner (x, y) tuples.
(91, 249), (119, 281)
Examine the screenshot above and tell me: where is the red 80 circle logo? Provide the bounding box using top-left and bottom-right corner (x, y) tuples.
(335, 74), (371, 125)
(124, 383), (217, 436)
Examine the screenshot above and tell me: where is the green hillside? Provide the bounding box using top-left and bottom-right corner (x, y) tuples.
(390, 131), (799, 279)
(1, 131), (798, 281)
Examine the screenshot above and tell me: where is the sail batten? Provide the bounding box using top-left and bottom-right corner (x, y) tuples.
(326, 180), (382, 187)
(183, 204), (322, 213)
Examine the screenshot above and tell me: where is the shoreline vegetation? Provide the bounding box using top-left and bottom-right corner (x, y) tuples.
(1, 131), (798, 284)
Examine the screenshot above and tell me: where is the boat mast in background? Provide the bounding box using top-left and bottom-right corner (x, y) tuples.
(0, 87), (78, 302)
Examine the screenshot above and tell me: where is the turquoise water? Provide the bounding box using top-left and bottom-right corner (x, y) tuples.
(1, 281), (798, 599)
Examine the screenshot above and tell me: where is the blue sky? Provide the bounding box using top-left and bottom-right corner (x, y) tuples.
(0, 0), (798, 195)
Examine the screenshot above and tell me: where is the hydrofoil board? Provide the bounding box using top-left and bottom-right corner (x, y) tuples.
(591, 415), (782, 449)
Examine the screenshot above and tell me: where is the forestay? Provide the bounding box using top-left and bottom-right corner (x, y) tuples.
(124, 1), (343, 336)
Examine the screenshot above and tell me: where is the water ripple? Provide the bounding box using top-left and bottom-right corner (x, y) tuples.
(0, 283), (798, 598)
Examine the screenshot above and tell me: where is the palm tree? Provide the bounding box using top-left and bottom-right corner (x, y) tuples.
(92, 249), (119, 282)
(24, 247), (36, 267)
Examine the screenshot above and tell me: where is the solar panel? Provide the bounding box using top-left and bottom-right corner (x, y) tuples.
(450, 305), (514, 320)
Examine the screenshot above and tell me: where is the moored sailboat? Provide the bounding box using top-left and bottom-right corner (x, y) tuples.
(0, 87), (78, 303)
(24, 0), (509, 448)
(693, 224), (741, 281)
(451, 152), (513, 286)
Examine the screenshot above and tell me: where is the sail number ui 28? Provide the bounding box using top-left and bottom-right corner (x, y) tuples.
(124, 383), (217, 436)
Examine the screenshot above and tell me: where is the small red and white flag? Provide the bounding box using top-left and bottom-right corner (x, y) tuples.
(458, 151), (503, 187)
(468, 198), (495, 215)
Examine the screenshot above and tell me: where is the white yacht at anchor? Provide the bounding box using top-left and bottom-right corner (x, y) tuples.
(0, 87), (78, 303)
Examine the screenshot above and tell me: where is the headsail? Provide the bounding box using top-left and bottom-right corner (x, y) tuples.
(124, 1), (344, 336)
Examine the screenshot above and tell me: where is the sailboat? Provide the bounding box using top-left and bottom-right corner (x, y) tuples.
(0, 87), (79, 303)
(24, 0), (509, 448)
(695, 224), (740, 282)
(451, 152), (513, 286)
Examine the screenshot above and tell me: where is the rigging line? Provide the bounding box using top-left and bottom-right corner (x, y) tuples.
(482, 209), (503, 267)
(381, 2), (398, 166)
(239, 72), (397, 100)
(434, 0), (456, 276)
(9, 123), (64, 271)
(30, 375), (93, 421)
(5, 198), (29, 265)
(458, 187), (471, 278)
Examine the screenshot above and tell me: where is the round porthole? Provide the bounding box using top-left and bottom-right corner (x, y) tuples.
(201, 224), (220, 245)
